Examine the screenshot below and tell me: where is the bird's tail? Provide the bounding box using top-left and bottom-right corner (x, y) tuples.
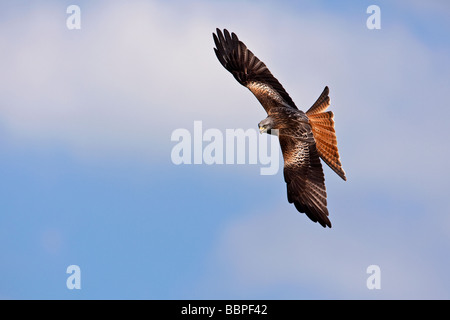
(306, 87), (347, 181)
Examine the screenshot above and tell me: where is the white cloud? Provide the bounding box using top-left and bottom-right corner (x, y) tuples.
(0, 1), (259, 161)
(2, 1), (448, 184)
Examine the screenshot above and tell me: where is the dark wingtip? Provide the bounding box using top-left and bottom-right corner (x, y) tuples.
(318, 216), (332, 228)
(295, 201), (332, 228)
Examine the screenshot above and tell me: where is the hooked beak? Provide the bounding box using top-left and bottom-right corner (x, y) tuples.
(259, 126), (266, 134)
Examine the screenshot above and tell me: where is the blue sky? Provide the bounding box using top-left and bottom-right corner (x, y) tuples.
(1, 0), (450, 299)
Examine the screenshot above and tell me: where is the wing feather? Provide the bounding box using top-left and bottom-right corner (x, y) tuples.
(279, 133), (331, 228)
(213, 28), (297, 113)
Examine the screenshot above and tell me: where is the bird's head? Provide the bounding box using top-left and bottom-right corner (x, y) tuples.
(258, 117), (275, 134)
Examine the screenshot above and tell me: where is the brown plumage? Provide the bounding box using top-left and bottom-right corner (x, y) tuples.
(213, 28), (346, 228)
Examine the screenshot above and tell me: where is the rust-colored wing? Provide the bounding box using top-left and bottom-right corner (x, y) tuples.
(213, 28), (297, 114)
(279, 131), (331, 228)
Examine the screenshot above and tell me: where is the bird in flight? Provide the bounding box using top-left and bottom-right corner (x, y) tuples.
(212, 28), (346, 228)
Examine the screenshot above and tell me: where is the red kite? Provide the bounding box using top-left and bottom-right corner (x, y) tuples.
(213, 29), (346, 228)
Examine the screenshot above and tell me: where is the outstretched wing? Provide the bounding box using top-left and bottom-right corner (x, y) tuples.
(213, 28), (297, 113)
(279, 129), (331, 228)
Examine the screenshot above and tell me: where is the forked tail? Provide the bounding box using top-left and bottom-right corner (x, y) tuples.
(306, 86), (347, 181)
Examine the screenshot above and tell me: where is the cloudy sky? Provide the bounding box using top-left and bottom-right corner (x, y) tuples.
(1, 0), (450, 299)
